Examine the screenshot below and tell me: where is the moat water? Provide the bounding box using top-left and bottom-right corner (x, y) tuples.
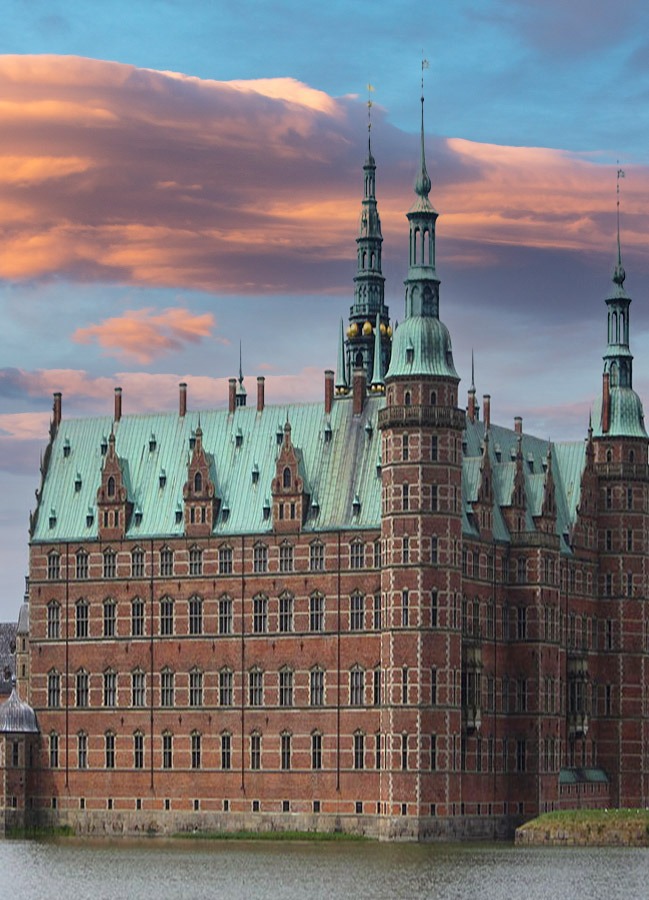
(2, 838), (648, 899)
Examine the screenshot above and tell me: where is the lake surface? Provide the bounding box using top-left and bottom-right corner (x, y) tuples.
(2, 838), (649, 900)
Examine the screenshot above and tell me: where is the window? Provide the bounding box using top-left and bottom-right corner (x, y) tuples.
(104, 670), (116, 707)
(76, 549), (89, 580)
(402, 483), (410, 511)
(219, 546), (233, 575)
(431, 668), (437, 705)
(134, 732), (144, 769)
(161, 669), (175, 707)
(350, 593), (364, 631)
(162, 732), (173, 769)
(221, 732), (232, 770)
(373, 667), (381, 706)
(249, 669), (263, 706)
(431, 535), (438, 565)
(283, 466), (292, 489)
(131, 548), (144, 578)
(49, 732), (59, 768)
(350, 667), (364, 706)
(281, 732), (292, 770)
(219, 596), (233, 635)
(279, 542), (293, 573)
(375, 733), (382, 770)
(78, 732), (88, 769)
(310, 668), (324, 706)
(517, 678), (527, 712)
(309, 541), (324, 572)
(311, 732), (322, 770)
(47, 601), (60, 639)
(105, 732), (115, 769)
(279, 668), (294, 707)
(431, 484), (438, 512)
(350, 540), (364, 570)
(605, 486), (612, 510)
(131, 670), (145, 708)
(220, 669), (233, 706)
(431, 590), (438, 627)
(253, 543), (268, 574)
(191, 731), (201, 769)
(627, 487), (633, 510)
(189, 547), (203, 576)
(310, 593), (324, 632)
(131, 598), (144, 637)
(159, 547), (174, 577)
(402, 666), (408, 704)
(431, 435), (438, 461)
(189, 596), (203, 635)
(48, 670), (60, 708)
(402, 589), (409, 627)
(76, 669), (89, 708)
(401, 733), (408, 770)
(250, 732), (261, 770)
(253, 595), (267, 634)
(189, 669), (203, 707)
(160, 597), (174, 635)
(103, 599), (116, 637)
(516, 739), (527, 773)
(354, 732), (365, 770)
(103, 549), (116, 579)
(47, 551), (60, 580)
(279, 593), (294, 633)
(517, 606), (527, 640)
(430, 734), (437, 771)
(374, 539), (382, 569)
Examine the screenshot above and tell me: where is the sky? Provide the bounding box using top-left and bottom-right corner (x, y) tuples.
(2, 0), (649, 619)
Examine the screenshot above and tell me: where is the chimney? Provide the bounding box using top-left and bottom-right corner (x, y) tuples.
(514, 416), (523, 435)
(114, 386), (122, 422)
(228, 378), (236, 414)
(483, 394), (491, 430)
(467, 388), (476, 424)
(602, 372), (611, 434)
(52, 392), (62, 430)
(257, 376), (265, 413)
(352, 367), (366, 416)
(324, 370), (334, 415)
(179, 382), (187, 417)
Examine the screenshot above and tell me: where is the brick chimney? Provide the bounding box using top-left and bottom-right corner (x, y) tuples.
(179, 382), (187, 417)
(324, 370), (334, 415)
(352, 367), (366, 416)
(257, 376), (265, 413)
(467, 388), (476, 424)
(602, 372), (611, 434)
(228, 378), (236, 414)
(52, 392), (62, 430)
(483, 394), (491, 430)
(514, 416), (523, 435)
(114, 386), (122, 422)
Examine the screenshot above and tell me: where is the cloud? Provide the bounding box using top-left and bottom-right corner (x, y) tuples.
(72, 307), (217, 363)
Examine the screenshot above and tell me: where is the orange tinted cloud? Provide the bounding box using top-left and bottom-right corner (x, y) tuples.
(72, 307), (216, 363)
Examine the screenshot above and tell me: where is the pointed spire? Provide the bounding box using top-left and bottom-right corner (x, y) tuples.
(336, 318), (348, 393)
(414, 75), (431, 200)
(470, 349), (476, 392)
(371, 313), (384, 391)
(613, 165), (627, 290)
(236, 341), (247, 406)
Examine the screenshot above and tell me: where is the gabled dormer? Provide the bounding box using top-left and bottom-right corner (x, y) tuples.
(97, 432), (132, 539)
(571, 424), (599, 551)
(183, 425), (218, 537)
(502, 435), (527, 535)
(272, 421), (309, 532)
(473, 435), (494, 537)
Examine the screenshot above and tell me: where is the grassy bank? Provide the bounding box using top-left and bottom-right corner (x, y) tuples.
(516, 809), (649, 846)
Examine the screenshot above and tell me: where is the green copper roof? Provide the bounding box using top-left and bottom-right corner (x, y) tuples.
(385, 316), (459, 380)
(591, 386), (648, 439)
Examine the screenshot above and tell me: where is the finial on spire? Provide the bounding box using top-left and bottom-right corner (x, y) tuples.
(238, 341), (243, 385)
(614, 164), (626, 287)
(415, 56), (431, 198)
(470, 349), (476, 392)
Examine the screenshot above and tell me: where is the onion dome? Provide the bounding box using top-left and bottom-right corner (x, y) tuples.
(0, 686), (39, 734)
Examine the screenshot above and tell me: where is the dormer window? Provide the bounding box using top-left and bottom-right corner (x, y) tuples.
(86, 508), (94, 527)
(175, 504), (182, 524)
(189, 431), (196, 450)
(194, 471), (202, 494)
(276, 428), (283, 446)
(74, 473), (82, 492)
(63, 438), (71, 458)
(221, 503), (230, 522)
(149, 434), (157, 452)
(406, 343), (414, 365)
(134, 507), (143, 525)
(352, 494), (361, 516)
(263, 499), (271, 520)
(235, 428), (243, 448)
(49, 509), (57, 529)
(101, 437), (108, 455)
(365, 421), (373, 439)
(252, 464), (259, 485)
(324, 423), (332, 444)
(159, 469), (166, 488)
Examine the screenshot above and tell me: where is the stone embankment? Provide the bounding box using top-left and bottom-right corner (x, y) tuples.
(515, 809), (649, 846)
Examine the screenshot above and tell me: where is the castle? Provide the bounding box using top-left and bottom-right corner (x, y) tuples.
(1, 94), (648, 841)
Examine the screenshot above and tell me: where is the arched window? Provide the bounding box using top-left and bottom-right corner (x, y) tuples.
(194, 471), (202, 494)
(107, 476), (115, 498)
(404, 390), (412, 406)
(283, 466), (292, 489)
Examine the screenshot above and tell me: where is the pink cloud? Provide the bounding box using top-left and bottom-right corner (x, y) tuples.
(72, 307), (217, 363)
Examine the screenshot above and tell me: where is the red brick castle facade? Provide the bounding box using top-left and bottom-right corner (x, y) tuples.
(2, 97), (648, 840)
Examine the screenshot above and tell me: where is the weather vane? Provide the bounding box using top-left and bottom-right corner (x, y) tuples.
(617, 161), (625, 264)
(366, 83), (374, 134)
(421, 54), (429, 95)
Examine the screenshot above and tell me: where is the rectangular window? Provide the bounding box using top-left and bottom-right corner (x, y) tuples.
(131, 548), (144, 578)
(47, 672), (60, 708)
(189, 670), (203, 707)
(516, 738), (526, 773)
(219, 597), (233, 635)
(310, 668), (324, 706)
(354, 732), (365, 770)
(47, 553), (60, 581)
(375, 733), (382, 770)
(103, 551), (116, 579)
(279, 594), (294, 633)
(373, 668), (381, 706)
(431, 436), (438, 461)
(189, 547), (203, 576)
(627, 529), (633, 552)
(281, 733), (291, 771)
(309, 594), (324, 632)
(402, 589), (409, 627)
(279, 669), (294, 707)
(253, 544), (268, 574)
(431, 590), (438, 627)
(374, 539), (382, 569)
(517, 678), (527, 712)
(103, 601), (116, 638)
(402, 483), (410, 511)
(310, 541), (325, 572)
(219, 547), (233, 575)
(78, 732), (88, 769)
(253, 596), (267, 634)
(49, 733), (59, 768)
(350, 593), (364, 631)
(131, 598), (144, 637)
(47, 603), (60, 639)
(431, 668), (437, 705)
(431, 484), (438, 512)
(161, 670), (174, 707)
(350, 541), (364, 569)
(373, 593), (382, 630)
(403, 536), (410, 564)
(430, 734), (437, 771)
(221, 733), (231, 770)
(311, 732), (322, 770)
(350, 668), (364, 706)
(250, 733), (261, 770)
(401, 666), (408, 705)
(76, 551), (89, 580)
(189, 596), (203, 635)
(160, 548), (174, 577)
(162, 733), (173, 769)
(279, 543), (293, 573)
(220, 669), (233, 706)
(401, 733), (408, 771)
(160, 598), (174, 635)
(104, 671), (116, 707)
(517, 606), (527, 640)
(134, 732), (144, 769)
(431, 536), (438, 565)
(249, 669), (263, 707)
(105, 733), (115, 769)
(76, 670), (89, 708)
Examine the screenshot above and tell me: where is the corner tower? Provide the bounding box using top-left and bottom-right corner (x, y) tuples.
(378, 83), (465, 838)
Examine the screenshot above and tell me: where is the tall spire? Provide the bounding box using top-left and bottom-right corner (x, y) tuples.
(371, 313), (384, 391)
(336, 318), (349, 393)
(235, 341), (247, 407)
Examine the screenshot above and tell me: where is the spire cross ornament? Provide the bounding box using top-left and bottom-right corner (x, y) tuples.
(421, 55), (429, 95)
(616, 163), (625, 266)
(366, 83), (374, 135)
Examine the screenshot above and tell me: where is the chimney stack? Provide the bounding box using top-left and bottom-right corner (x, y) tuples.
(352, 367), (366, 416)
(602, 372), (611, 434)
(483, 394), (490, 430)
(324, 370), (334, 415)
(114, 386), (122, 422)
(257, 376), (265, 413)
(514, 416), (523, 435)
(52, 392), (62, 430)
(467, 388), (476, 424)
(179, 382), (187, 417)
(228, 378), (236, 414)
